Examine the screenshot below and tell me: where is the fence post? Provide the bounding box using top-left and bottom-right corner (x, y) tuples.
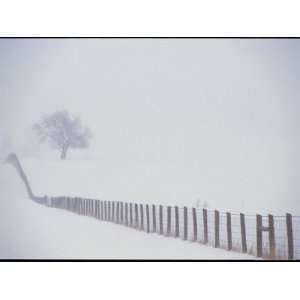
(94, 200), (97, 217)
(286, 213), (294, 260)
(183, 207), (188, 240)
(140, 204), (144, 231)
(203, 209), (208, 244)
(119, 202), (123, 224)
(226, 212), (232, 251)
(107, 201), (111, 221)
(240, 213), (247, 253)
(256, 214), (263, 257)
(146, 204), (150, 233)
(159, 205), (164, 235)
(80, 198), (83, 215)
(215, 210), (220, 248)
(167, 206), (171, 236)
(192, 208), (197, 242)
(175, 206), (179, 238)
(100, 200), (103, 219)
(116, 202), (120, 223)
(94, 200), (97, 218)
(268, 214), (275, 258)
(105, 201), (108, 220)
(135, 203), (139, 229)
(97, 200), (100, 219)
(152, 205), (157, 233)
(129, 203), (133, 226)
(125, 203), (128, 226)
(111, 201), (115, 222)
(78, 198), (81, 214)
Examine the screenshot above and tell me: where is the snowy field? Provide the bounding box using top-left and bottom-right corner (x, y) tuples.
(0, 157), (252, 259)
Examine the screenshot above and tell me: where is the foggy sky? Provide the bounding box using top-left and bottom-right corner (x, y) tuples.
(1, 38), (300, 213)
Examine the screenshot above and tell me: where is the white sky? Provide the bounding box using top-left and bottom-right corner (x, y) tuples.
(0, 38), (300, 213)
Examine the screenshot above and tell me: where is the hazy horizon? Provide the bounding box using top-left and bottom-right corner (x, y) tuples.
(1, 38), (300, 214)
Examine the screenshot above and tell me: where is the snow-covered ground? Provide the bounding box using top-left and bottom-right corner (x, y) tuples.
(0, 157), (252, 259)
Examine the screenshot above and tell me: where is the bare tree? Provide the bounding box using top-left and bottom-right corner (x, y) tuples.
(33, 111), (92, 160)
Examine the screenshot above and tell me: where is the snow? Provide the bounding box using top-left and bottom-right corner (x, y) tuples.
(0, 158), (252, 259)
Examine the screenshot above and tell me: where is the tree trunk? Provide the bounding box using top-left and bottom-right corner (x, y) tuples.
(60, 146), (68, 160)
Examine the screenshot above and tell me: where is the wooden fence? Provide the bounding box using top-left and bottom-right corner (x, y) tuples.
(35, 195), (300, 260)
(6, 153), (300, 260)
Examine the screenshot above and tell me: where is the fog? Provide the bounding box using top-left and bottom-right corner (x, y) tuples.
(1, 38), (300, 214)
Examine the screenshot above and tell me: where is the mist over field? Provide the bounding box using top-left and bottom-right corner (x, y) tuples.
(0, 39), (300, 258)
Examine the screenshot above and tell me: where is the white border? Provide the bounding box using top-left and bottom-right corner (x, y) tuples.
(0, 262), (298, 300)
(0, 0), (300, 36)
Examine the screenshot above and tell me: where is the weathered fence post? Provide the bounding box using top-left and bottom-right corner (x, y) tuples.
(214, 210), (220, 248)
(97, 200), (100, 219)
(166, 206), (171, 236)
(159, 205), (164, 235)
(104, 201), (108, 220)
(256, 214), (275, 258)
(140, 204), (144, 231)
(100, 200), (103, 219)
(78, 198), (81, 214)
(192, 208), (197, 242)
(203, 209), (208, 244)
(183, 207), (188, 240)
(125, 203), (128, 226)
(286, 213), (294, 260)
(226, 212), (232, 251)
(116, 202), (120, 223)
(129, 203), (133, 226)
(107, 201), (111, 221)
(94, 200), (97, 218)
(135, 203), (139, 228)
(240, 213), (247, 253)
(120, 202), (124, 224)
(268, 214), (275, 258)
(111, 201), (115, 222)
(152, 205), (157, 233)
(146, 204), (150, 233)
(175, 206), (179, 238)
(256, 214), (263, 257)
